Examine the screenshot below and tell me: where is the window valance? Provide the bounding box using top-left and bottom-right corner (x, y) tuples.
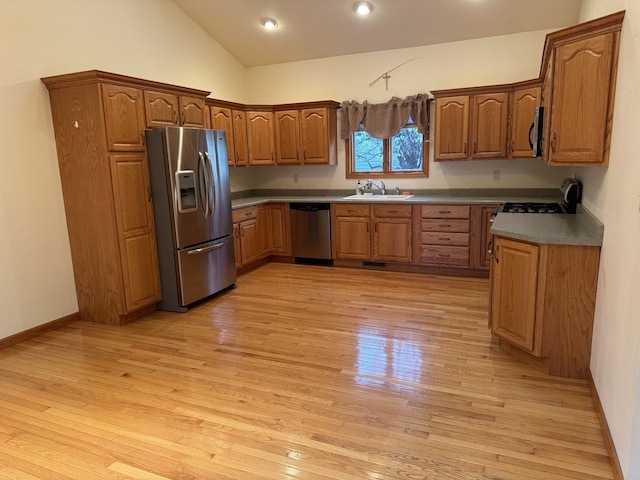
(340, 94), (430, 140)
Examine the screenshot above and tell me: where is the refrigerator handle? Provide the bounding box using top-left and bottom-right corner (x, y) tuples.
(198, 152), (209, 217)
(204, 151), (216, 219)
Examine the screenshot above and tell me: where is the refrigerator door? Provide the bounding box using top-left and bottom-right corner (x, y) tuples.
(176, 236), (237, 306)
(206, 130), (233, 240)
(164, 127), (212, 249)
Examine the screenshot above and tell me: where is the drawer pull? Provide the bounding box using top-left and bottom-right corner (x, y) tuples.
(438, 254), (451, 258)
(438, 237), (451, 241)
(438, 210), (451, 214)
(439, 224), (451, 228)
(387, 210), (398, 214)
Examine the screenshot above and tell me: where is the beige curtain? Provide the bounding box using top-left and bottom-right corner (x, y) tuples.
(340, 94), (430, 140)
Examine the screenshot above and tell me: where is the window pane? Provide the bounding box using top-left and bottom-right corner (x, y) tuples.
(391, 127), (423, 172)
(353, 131), (383, 172)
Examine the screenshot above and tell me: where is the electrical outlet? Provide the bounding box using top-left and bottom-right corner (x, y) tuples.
(293, 174), (299, 183)
(493, 170), (501, 181)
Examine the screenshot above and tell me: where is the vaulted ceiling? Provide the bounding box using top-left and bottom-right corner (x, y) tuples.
(172, 0), (583, 67)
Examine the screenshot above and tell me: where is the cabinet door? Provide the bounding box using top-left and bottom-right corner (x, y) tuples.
(247, 111), (275, 165)
(232, 110), (249, 166)
(373, 218), (412, 263)
(179, 96), (208, 128)
(490, 237), (539, 352)
(510, 86), (540, 158)
(333, 216), (371, 260)
(109, 153), (161, 312)
(269, 203), (290, 255)
(102, 84), (146, 152)
(547, 34), (615, 166)
(144, 91), (179, 127)
(257, 205), (271, 257)
(275, 110), (301, 165)
(239, 219), (260, 265)
(301, 108), (333, 164)
(434, 96), (469, 161)
(233, 223), (242, 269)
(211, 107), (236, 166)
(470, 92), (509, 159)
(471, 204), (499, 270)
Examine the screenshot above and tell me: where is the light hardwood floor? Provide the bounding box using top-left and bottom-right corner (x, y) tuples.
(0, 263), (614, 479)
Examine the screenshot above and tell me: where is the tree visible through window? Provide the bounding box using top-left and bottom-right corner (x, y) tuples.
(349, 124), (427, 177)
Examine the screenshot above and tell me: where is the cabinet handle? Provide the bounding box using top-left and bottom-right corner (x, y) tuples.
(304, 150), (307, 161)
(487, 240), (493, 256)
(387, 210), (398, 214)
(236, 152), (239, 163)
(147, 186), (152, 202)
(439, 224), (451, 228)
(463, 142), (467, 154)
(141, 131), (146, 146)
(551, 133), (557, 153)
(439, 237), (450, 241)
(438, 254), (451, 258)
(173, 110), (179, 124)
(182, 111), (186, 124)
(473, 142), (477, 154)
(438, 210), (451, 214)
(495, 245), (500, 264)
(297, 151), (299, 161)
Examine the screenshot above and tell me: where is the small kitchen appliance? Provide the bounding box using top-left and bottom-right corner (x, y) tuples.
(560, 177), (582, 213)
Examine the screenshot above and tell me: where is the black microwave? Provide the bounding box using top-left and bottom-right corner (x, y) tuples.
(528, 106), (544, 157)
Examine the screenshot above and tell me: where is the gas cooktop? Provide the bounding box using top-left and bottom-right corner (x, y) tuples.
(499, 202), (565, 214)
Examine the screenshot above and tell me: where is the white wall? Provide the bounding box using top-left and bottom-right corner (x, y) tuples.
(577, 2), (640, 478)
(0, 0), (247, 338)
(238, 30), (573, 192)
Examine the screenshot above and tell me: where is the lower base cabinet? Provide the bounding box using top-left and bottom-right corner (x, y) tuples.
(489, 235), (600, 379)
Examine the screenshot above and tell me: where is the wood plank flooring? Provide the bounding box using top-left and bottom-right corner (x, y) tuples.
(0, 263), (614, 479)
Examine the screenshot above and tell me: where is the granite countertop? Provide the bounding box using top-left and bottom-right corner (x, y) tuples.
(491, 206), (604, 246)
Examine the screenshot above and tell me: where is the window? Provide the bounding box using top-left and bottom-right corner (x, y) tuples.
(346, 122), (428, 178)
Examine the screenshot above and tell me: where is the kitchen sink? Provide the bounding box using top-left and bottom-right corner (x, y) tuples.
(342, 194), (414, 200)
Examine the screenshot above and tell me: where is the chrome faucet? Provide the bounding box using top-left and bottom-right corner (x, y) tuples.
(365, 179), (386, 195)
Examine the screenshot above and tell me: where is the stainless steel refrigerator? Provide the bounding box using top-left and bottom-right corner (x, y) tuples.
(145, 126), (236, 312)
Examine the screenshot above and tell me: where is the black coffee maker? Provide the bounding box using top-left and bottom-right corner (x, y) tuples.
(561, 178), (582, 213)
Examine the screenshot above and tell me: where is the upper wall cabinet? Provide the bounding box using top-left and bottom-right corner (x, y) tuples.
(510, 83), (541, 158)
(210, 102), (250, 167)
(431, 11), (623, 166)
(144, 91), (209, 128)
(432, 88), (509, 161)
(541, 12), (623, 167)
(247, 109), (276, 166)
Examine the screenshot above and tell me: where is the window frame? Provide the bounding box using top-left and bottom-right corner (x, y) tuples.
(345, 125), (429, 179)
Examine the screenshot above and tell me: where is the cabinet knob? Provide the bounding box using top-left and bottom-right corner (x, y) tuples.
(551, 133), (557, 153)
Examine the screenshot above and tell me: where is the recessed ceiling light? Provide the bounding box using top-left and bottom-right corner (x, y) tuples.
(261, 18), (278, 30)
(354, 1), (373, 16)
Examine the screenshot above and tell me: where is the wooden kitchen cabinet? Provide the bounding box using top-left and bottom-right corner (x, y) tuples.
(372, 205), (412, 263)
(233, 207), (261, 266)
(433, 89), (509, 161)
(275, 110), (301, 164)
(509, 84), (541, 158)
(101, 84), (147, 152)
(490, 238), (539, 351)
(331, 204), (371, 260)
(275, 104), (338, 165)
(42, 70), (208, 324)
(268, 203), (291, 255)
(490, 235), (601, 378)
(144, 91), (209, 128)
(417, 204), (471, 267)
(434, 95), (469, 160)
(470, 92), (509, 159)
(544, 30), (619, 166)
(247, 110), (276, 165)
(470, 204), (499, 269)
(210, 104), (250, 167)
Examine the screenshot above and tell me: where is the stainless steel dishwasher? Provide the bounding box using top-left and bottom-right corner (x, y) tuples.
(290, 203), (332, 264)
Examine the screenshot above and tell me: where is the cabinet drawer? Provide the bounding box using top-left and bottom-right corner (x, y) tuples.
(421, 219), (470, 233)
(421, 246), (470, 266)
(232, 206), (258, 223)
(421, 232), (469, 247)
(334, 204), (370, 217)
(421, 205), (470, 219)
(372, 204), (412, 218)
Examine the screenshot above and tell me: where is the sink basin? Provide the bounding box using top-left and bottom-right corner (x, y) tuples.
(342, 194), (413, 200)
